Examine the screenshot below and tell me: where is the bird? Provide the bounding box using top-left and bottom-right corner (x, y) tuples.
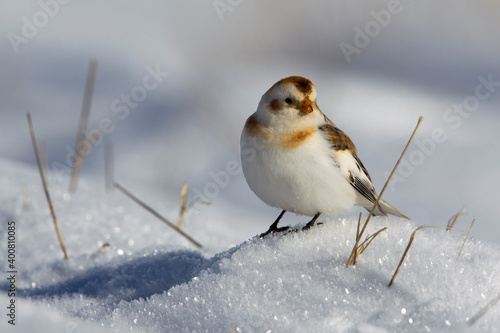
(240, 76), (409, 237)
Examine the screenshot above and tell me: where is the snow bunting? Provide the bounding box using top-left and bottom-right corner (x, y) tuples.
(240, 76), (409, 237)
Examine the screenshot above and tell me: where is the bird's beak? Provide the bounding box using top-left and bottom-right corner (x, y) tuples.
(300, 100), (313, 114)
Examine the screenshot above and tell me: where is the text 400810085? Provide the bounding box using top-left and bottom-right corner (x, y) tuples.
(6, 221), (16, 326)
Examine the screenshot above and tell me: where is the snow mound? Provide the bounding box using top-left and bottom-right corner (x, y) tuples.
(1, 159), (499, 333)
(98, 220), (500, 333)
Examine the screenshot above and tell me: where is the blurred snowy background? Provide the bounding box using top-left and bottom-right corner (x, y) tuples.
(1, 1), (500, 332)
(1, 1), (499, 241)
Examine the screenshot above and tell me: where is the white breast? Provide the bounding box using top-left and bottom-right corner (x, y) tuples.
(241, 130), (357, 216)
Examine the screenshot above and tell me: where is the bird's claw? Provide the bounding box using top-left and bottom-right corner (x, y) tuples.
(259, 226), (290, 239)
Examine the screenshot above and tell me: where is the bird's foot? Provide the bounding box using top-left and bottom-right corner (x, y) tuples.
(259, 226), (290, 239)
(301, 213), (322, 231)
(301, 221), (324, 231)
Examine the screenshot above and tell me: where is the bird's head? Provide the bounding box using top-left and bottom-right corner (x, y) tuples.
(255, 76), (323, 129)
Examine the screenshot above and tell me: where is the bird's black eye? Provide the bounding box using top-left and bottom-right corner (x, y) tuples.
(285, 98), (293, 104)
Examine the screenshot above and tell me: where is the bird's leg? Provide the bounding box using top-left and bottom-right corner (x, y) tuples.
(302, 212), (321, 231)
(260, 210), (288, 238)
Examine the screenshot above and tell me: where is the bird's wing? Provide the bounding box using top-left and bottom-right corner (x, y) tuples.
(319, 115), (409, 218)
(319, 115), (380, 209)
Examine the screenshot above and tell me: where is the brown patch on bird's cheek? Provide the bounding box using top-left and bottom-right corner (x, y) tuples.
(269, 99), (281, 112)
(244, 114), (262, 136)
(281, 127), (317, 149)
(244, 114), (270, 140)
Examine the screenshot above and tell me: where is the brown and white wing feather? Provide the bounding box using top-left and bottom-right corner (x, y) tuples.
(319, 115), (409, 219)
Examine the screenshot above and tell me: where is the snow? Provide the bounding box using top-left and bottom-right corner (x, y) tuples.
(1, 1), (500, 332)
(1, 159), (499, 332)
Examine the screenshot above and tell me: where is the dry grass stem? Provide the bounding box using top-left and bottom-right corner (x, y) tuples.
(177, 184), (210, 229)
(358, 227), (388, 255)
(97, 242), (110, 253)
(177, 183), (189, 229)
(104, 139), (114, 192)
(70, 59), (99, 193)
(446, 207), (467, 231)
(388, 225), (445, 287)
(355, 212), (362, 243)
(456, 218), (475, 264)
(27, 113), (68, 259)
(70, 128), (102, 193)
(347, 116), (424, 268)
(468, 293), (500, 326)
(114, 182), (203, 249)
